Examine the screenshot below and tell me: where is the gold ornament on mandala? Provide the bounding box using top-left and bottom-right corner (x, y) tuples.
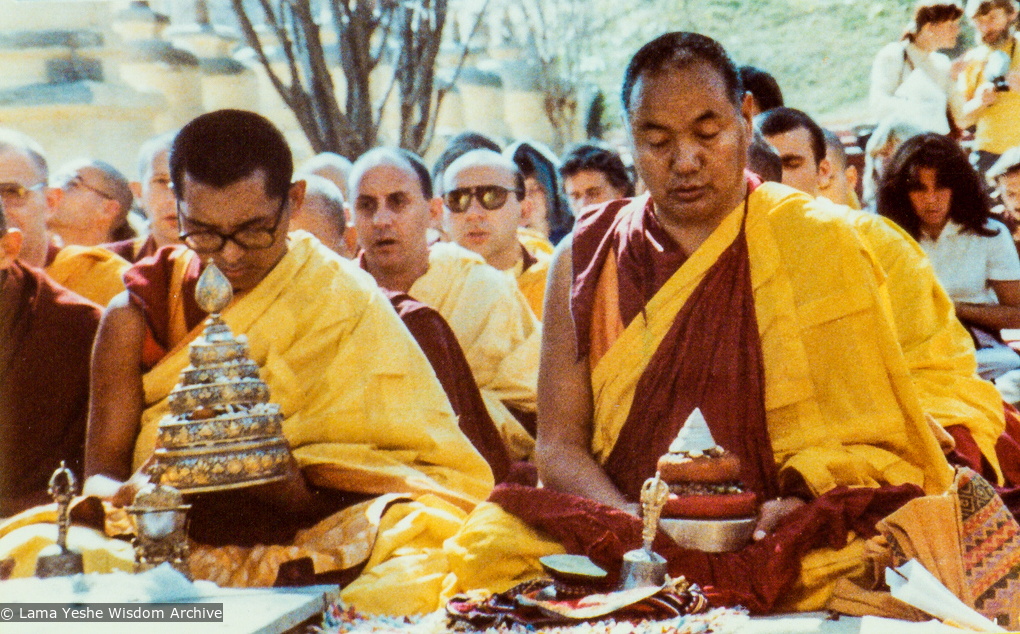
(147, 262), (291, 494)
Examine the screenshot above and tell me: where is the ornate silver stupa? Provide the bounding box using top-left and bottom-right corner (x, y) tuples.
(147, 263), (290, 493)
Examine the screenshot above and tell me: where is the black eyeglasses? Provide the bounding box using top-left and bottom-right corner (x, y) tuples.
(443, 185), (523, 214)
(177, 196), (287, 253)
(0, 181), (45, 208)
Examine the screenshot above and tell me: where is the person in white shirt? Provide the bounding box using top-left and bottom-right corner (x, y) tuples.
(878, 132), (1020, 379)
(870, 0), (964, 134)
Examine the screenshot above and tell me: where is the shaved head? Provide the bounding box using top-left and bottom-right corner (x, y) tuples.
(443, 149), (522, 192)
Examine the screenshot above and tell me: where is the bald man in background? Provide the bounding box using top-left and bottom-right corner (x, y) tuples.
(0, 128), (128, 305)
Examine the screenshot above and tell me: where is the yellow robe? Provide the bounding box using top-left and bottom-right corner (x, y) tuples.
(443, 184), (954, 610)
(45, 244), (130, 306)
(517, 227), (555, 256)
(2, 234), (493, 614)
(816, 201), (1006, 481)
(410, 242), (541, 461)
(509, 247), (552, 320)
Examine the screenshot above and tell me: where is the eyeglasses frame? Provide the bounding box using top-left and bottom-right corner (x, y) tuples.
(176, 195), (288, 253)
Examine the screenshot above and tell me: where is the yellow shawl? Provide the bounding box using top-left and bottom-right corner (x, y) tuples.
(410, 242), (541, 461)
(46, 244), (130, 306)
(510, 248), (551, 320)
(590, 184), (953, 497)
(135, 233), (493, 510)
(817, 202), (1006, 482)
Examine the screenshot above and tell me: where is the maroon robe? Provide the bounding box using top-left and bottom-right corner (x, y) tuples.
(386, 291), (511, 483)
(102, 235), (159, 264)
(945, 409), (1020, 517)
(122, 246), (205, 370)
(488, 189), (924, 613)
(0, 262), (101, 516)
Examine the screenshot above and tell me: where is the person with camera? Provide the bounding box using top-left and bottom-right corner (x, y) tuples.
(954, 0), (1020, 176)
(870, 0), (964, 135)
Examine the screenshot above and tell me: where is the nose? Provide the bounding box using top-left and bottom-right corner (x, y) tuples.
(464, 196), (487, 219)
(373, 205), (396, 227)
(669, 141), (702, 175)
(220, 239), (245, 265)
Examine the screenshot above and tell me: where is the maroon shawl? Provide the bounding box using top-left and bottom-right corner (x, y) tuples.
(385, 290), (511, 483)
(0, 262), (101, 516)
(945, 407), (1020, 517)
(123, 246), (205, 370)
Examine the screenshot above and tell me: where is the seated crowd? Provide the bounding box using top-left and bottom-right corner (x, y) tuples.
(4, 18), (1020, 622)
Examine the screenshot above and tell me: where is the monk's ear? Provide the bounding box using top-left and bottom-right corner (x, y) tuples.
(344, 224), (359, 259)
(0, 227), (23, 268)
(99, 199), (120, 223)
(845, 165), (859, 192)
(428, 196), (443, 223)
(739, 92), (755, 135)
(44, 186), (62, 221)
(518, 194), (534, 227)
(129, 181), (142, 200)
(817, 158), (834, 191)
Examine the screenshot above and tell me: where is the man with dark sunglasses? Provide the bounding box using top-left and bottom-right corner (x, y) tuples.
(52, 110), (494, 608)
(349, 147), (541, 463)
(0, 128), (129, 305)
(441, 149), (551, 319)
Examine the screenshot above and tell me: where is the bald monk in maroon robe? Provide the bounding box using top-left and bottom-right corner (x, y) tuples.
(450, 32), (955, 614)
(0, 206), (101, 517)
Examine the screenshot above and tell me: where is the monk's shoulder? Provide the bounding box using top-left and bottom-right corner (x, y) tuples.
(759, 184), (868, 255)
(55, 244), (131, 271)
(17, 261), (101, 348)
(295, 236), (384, 310)
(814, 200), (927, 263)
(424, 242), (515, 299)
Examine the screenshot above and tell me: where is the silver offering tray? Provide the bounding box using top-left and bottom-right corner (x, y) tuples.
(660, 516), (756, 553)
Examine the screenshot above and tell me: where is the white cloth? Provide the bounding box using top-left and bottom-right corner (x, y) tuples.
(870, 41), (954, 134)
(918, 218), (1020, 304)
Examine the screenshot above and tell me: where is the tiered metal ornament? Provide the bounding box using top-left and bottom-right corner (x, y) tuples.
(126, 263), (291, 576)
(147, 263), (291, 493)
(619, 472), (670, 589)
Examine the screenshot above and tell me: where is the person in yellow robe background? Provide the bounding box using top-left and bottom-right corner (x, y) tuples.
(0, 128), (129, 306)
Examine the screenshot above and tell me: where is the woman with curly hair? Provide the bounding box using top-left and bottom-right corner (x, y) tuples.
(878, 132), (1020, 379)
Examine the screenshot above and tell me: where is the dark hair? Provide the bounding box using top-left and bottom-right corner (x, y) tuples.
(559, 143), (635, 197)
(877, 132), (997, 239)
(505, 140), (573, 244)
(621, 32), (743, 114)
(748, 130), (783, 183)
(0, 200), (6, 233)
(965, 0), (1015, 19)
(739, 66), (784, 112)
(431, 132), (503, 191)
(169, 109), (293, 201)
(905, 1), (964, 40)
(756, 107), (826, 167)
